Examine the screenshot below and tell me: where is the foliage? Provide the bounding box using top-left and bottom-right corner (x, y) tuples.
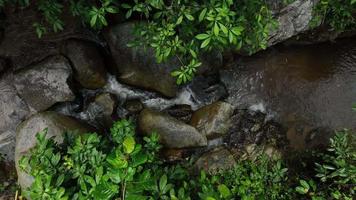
(295, 130), (356, 199)
(0, 0), (277, 85)
(19, 119), (290, 200)
(19, 119), (356, 200)
(310, 0), (356, 32)
(124, 0), (277, 85)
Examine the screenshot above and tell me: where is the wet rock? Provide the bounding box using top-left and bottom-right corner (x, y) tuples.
(138, 108), (207, 148)
(163, 104), (193, 123)
(0, 59), (8, 76)
(188, 75), (227, 107)
(63, 39), (107, 89)
(225, 110), (286, 149)
(15, 111), (93, 189)
(191, 101), (234, 139)
(0, 6), (100, 70)
(0, 75), (30, 161)
(83, 93), (116, 129)
(268, 0), (315, 46)
(242, 144), (282, 161)
(124, 99), (144, 114)
(13, 55), (75, 112)
(194, 148), (236, 174)
(105, 22), (221, 97)
(105, 22), (178, 97)
(161, 148), (188, 162)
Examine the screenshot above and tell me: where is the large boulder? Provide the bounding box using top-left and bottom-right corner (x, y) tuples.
(105, 22), (222, 97)
(194, 148), (236, 174)
(138, 108), (207, 148)
(191, 101), (234, 139)
(15, 111), (93, 189)
(13, 55), (75, 112)
(0, 6), (100, 70)
(267, 0), (316, 46)
(63, 39), (107, 89)
(0, 74), (30, 161)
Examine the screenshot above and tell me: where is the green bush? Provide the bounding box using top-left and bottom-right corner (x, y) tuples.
(295, 130), (356, 200)
(19, 119), (290, 200)
(19, 119), (356, 200)
(310, 0), (356, 32)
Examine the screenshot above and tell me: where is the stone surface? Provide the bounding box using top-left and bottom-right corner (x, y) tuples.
(225, 110), (287, 149)
(163, 104), (193, 123)
(15, 111), (93, 189)
(191, 101), (234, 139)
(138, 108), (207, 148)
(0, 6), (100, 70)
(0, 59), (8, 76)
(64, 39), (107, 89)
(105, 22), (222, 97)
(83, 93), (116, 129)
(105, 22), (179, 97)
(0, 74), (30, 161)
(187, 75), (227, 107)
(13, 55), (75, 112)
(194, 148), (236, 174)
(268, 0), (316, 46)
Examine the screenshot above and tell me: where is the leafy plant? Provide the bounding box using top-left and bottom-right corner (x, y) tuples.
(295, 130), (356, 199)
(310, 0), (356, 32)
(124, 0), (277, 84)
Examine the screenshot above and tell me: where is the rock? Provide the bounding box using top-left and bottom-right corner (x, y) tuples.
(0, 74), (30, 161)
(0, 59), (8, 76)
(83, 93), (116, 129)
(63, 39), (107, 89)
(15, 111), (93, 189)
(187, 75), (227, 107)
(138, 108), (207, 148)
(0, 6), (100, 70)
(163, 104), (193, 123)
(191, 101), (234, 139)
(267, 0), (316, 46)
(242, 144), (282, 161)
(105, 22), (221, 97)
(105, 22), (178, 97)
(13, 56), (75, 112)
(194, 148), (236, 174)
(124, 99), (144, 114)
(225, 110), (286, 149)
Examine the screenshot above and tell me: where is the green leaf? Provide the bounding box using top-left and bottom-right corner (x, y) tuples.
(159, 174), (168, 191)
(231, 26), (244, 36)
(176, 15), (183, 25)
(123, 136), (136, 154)
(219, 23), (228, 34)
(352, 103), (356, 111)
(213, 22), (219, 36)
(296, 186), (308, 194)
(199, 8), (208, 22)
(90, 14), (97, 27)
(106, 6), (118, 14)
(218, 184), (231, 198)
(200, 38), (211, 48)
(196, 33), (210, 40)
(185, 13), (194, 21)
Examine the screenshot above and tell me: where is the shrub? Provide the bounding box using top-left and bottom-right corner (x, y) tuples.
(19, 119), (290, 200)
(310, 0), (356, 32)
(295, 130), (356, 199)
(19, 119), (356, 200)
